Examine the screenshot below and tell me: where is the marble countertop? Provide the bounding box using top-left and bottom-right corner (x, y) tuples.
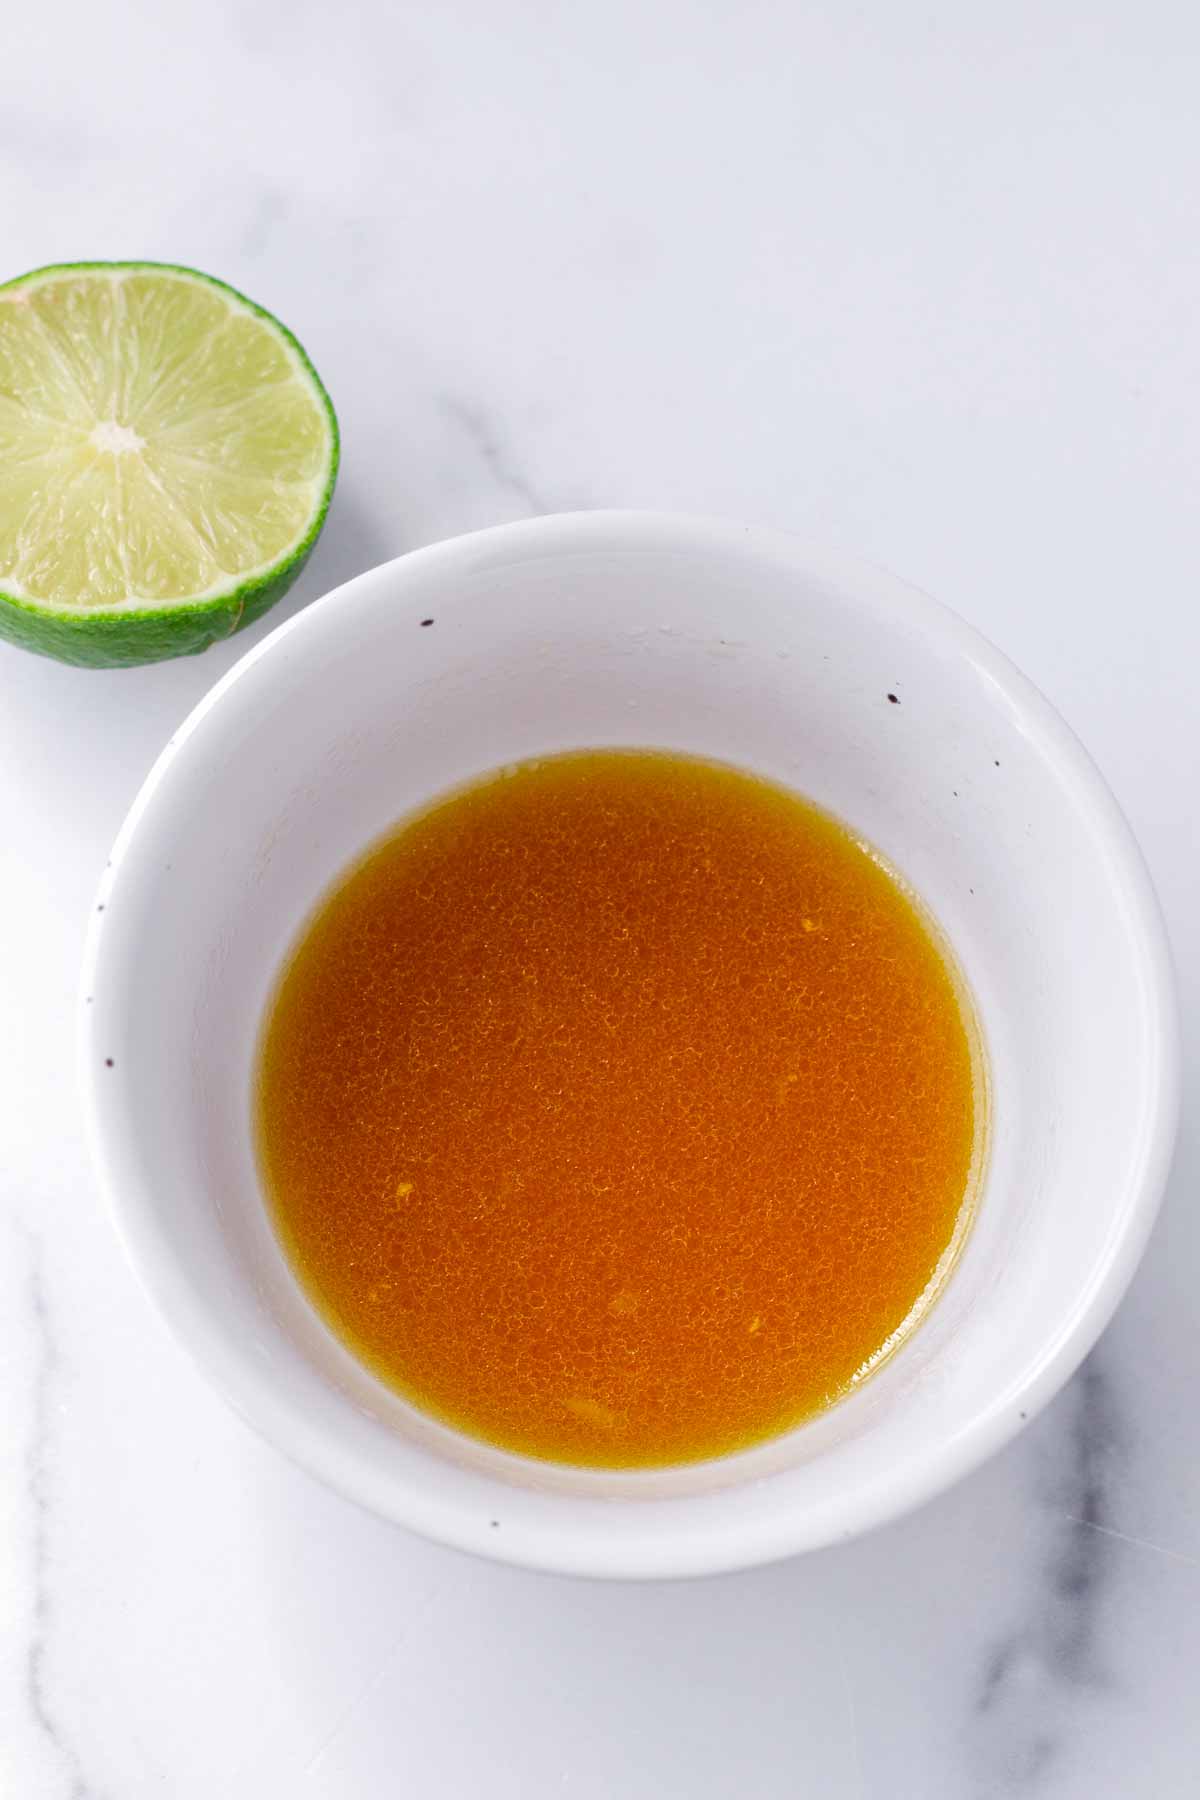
(3, 3), (1199, 1794)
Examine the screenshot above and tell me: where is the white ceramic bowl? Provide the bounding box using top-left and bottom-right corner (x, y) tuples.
(82, 512), (1178, 1579)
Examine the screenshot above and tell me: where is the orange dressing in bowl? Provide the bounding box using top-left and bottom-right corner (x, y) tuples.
(257, 751), (980, 1467)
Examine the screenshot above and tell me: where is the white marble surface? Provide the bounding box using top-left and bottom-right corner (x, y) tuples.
(2, 2), (1199, 1793)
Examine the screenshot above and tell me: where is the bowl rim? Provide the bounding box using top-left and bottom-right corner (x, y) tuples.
(80, 509), (1181, 1577)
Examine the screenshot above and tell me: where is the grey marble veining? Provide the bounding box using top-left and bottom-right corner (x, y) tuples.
(440, 396), (552, 517)
(19, 1237), (97, 1800)
(971, 1364), (1121, 1793)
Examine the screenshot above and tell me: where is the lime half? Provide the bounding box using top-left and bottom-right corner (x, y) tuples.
(0, 261), (338, 667)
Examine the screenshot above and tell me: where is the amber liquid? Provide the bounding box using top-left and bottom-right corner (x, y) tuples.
(256, 751), (981, 1468)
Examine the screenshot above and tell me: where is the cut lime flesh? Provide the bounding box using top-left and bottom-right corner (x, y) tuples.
(0, 262), (338, 667)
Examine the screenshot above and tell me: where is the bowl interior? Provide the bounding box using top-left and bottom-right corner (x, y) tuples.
(86, 514), (1173, 1575)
